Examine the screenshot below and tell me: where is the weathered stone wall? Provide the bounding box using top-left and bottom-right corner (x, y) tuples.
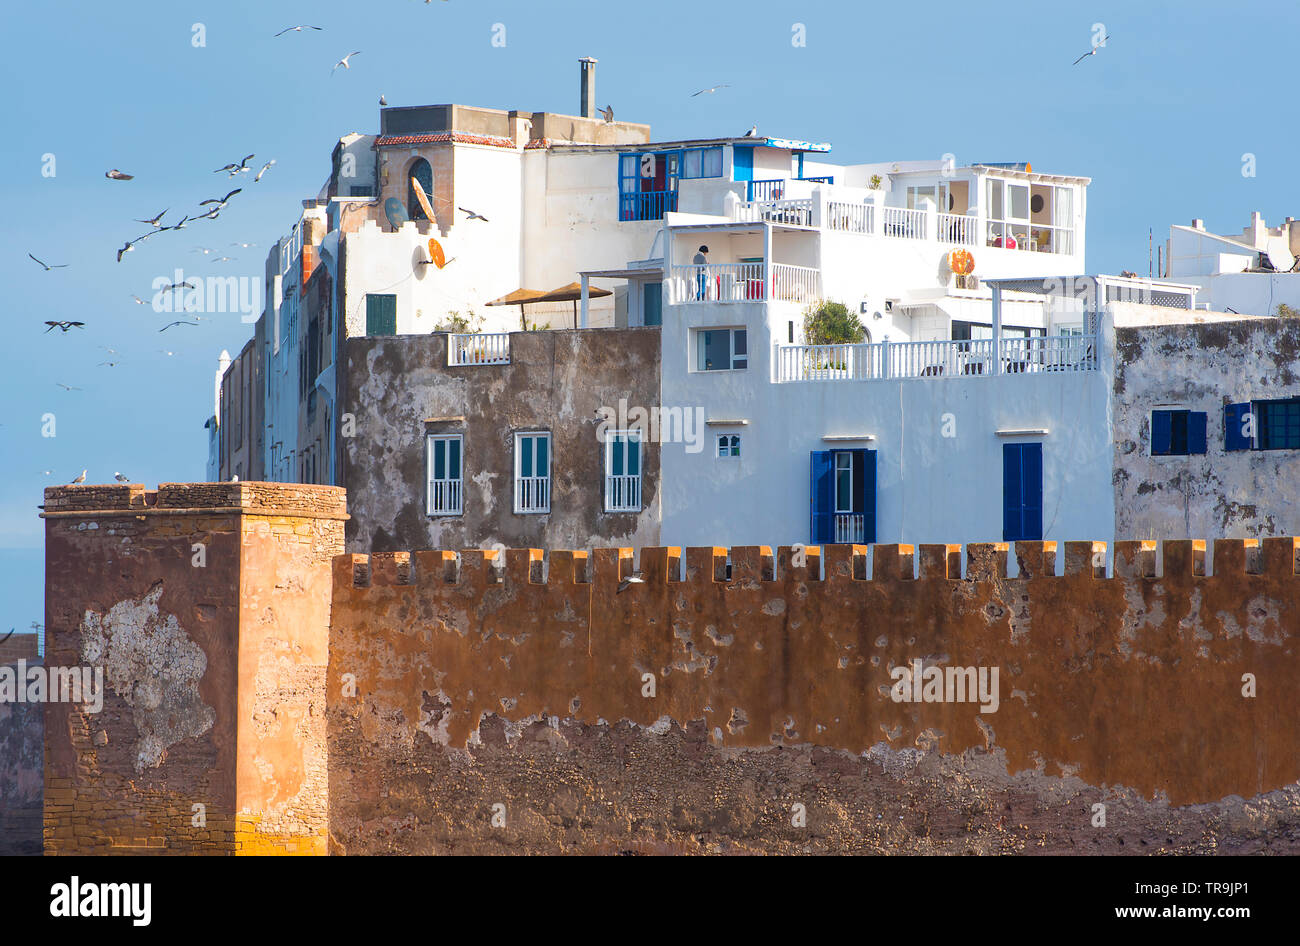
(41, 483), (345, 855)
(340, 328), (661, 555)
(0, 652), (44, 856)
(1113, 318), (1300, 539)
(327, 539), (1300, 854)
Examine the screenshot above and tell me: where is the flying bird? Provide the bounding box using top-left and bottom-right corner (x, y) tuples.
(616, 573), (645, 594)
(114, 472), (132, 483)
(230, 241), (257, 248)
(105, 169), (134, 180)
(136, 209), (168, 227)
(55, 383), (82, 391)
(192, 247), (215, 254)
(44, 321), (85, 333)
(28, 253), (68, 270)
(274, 25), (322, 36)
(160, 280), (196, 292)
(70, 470), (86, 484)
(331, 51), (362, 73)
(211, 256), (236, 262)
(157, 349), (176, 356)
(130, 294), (148, 305)
(195, 207), (221, 221)
(98, 361), (120, 367)
(598, 104), (614, 123)
(160, 320), (199, 332)
(163, 215), (190, 232)
(200, 188), (242, 207)
(214, 155), (255, 175)
(1073, 35), (1112, 65)
(254, 159), (276, 182)
(458, 206), (489, 222)
(691, 84), (730, 96)
(742, 124), (759, 137)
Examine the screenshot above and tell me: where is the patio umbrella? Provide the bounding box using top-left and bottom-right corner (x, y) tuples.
(535, 281), (613, 328)
(485, 287), (546, 330)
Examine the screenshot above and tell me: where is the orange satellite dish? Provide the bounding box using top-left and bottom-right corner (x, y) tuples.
(948, 248), (974, 276)
(410, 176), (437, 222)
(427, 238), (446, 269)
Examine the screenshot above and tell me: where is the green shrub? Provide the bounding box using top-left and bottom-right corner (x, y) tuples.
(803, 300), (865, 346)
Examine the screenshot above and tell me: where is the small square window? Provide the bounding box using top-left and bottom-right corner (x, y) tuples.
(716, 434), (740, 458)
(696, 328), (747, 371)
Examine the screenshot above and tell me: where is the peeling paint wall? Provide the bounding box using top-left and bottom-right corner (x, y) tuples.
(340, 328), (661, 555)
(42, 483), (344, 855)
(327, 538), (1300, 854)
(1114, 318), (1300, 539)
(0, 650), (44, 856)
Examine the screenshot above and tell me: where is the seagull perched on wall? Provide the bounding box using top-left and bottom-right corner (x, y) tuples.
(691, 83), (730, 96)
(274, 25), (322, 36)
(598, 104), (614, 123)
(458, 206), (489, 222)
(28, 253), (68, 270)
(114, 472), (131, 482)
(1073, 34), (1112, 65)
(135, 209), (168, 227)
(616, 573), (645, 594)
(44, 321), (85, 333)
(742, 124), (759, 137)
(254, 159), (276, 182)
(331, 51), (362, 74)
(105, 169), (134, 180)
(379, 93), (388, 106)
(70, 470), (86, 484)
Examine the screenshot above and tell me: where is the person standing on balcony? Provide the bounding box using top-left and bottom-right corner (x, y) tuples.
(694, 245), (709, 300)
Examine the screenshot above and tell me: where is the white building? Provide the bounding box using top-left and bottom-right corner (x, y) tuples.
(1166, 211), (1300, 316)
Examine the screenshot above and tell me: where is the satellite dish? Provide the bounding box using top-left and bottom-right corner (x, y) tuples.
(384, 197), (408, 230)
(1266, 236), (1295, 274)
(410, 176), (437, 223)
(427, 238), (446, 269)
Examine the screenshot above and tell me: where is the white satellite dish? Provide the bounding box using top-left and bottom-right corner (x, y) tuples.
(1266, 236), (1295, 273)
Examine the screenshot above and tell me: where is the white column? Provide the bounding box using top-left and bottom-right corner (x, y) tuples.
(580, 274), (590, 328)
(992, 286), (1003, 375)
(763, 224), (773, 300)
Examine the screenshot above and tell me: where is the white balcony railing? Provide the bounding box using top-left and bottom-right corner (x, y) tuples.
(882, 206), (927, 240)
(834, 514), (866, 544)
(771, 263), (821, 302)
(826, 201), (875, 234)
(515, 476), (550, 513)
(667, 262), (765, 303)
(605, 474), (641, 512)
(937, 212), (976, 246)
(448, 332), (510, 366)
(736, 198), (813, 226)
(427, 479), (463, 516)
(774, 335), (1095, 382)
(999, 335), (1097, 372)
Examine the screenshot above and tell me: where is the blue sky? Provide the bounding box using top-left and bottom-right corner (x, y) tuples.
(1, 0), (1297, 640)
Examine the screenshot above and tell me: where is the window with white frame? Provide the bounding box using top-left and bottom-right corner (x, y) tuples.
(514, 432), (551, 513)
(696, 328), (747, 371)
(682, 146), (723, 180)
(716, 434), (740, 458)
(604, 430), (642, 512)
(986, 179), (1074, 254)
(426, 434), (463, 515)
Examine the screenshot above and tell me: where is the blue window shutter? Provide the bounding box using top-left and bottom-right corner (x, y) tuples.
(1151, 410), (1172, 455)
(809, 451), (834, 544)
(863, 450), (877, 543)
(1003, 444), (1022, 541)
(1188, 412), (1207, 454)
(733, 146), (754, 183)
(1023, 443), (1043, 540)
(1224, 403), (1252, 451)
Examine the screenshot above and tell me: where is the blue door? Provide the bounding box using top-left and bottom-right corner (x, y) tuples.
(643, 282), (662, 326)
(1002, 443), (1042, 541)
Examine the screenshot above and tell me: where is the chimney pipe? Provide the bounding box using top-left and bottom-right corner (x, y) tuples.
(579, 57), (598, 119)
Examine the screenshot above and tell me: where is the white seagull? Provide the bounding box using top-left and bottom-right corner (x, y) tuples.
(254, 159), (276, 182)
(332, 51), (362, 74)
(1073, 35), (1112, 65)
(274, 25), (322, 36)
(691, 84), (730, 96)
